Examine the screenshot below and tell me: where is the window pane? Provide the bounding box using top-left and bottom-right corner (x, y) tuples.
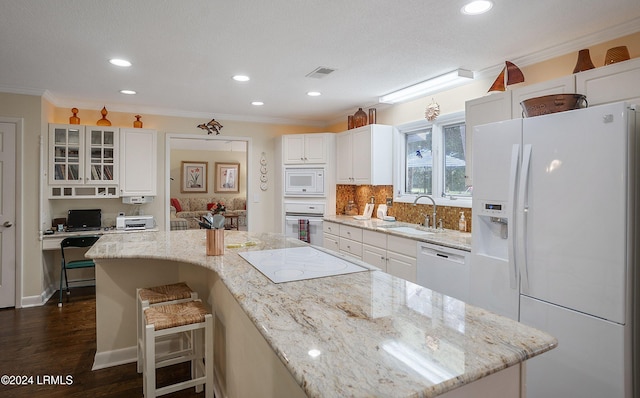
(443, 123), (469, 196)
(405, 129), (432, 194)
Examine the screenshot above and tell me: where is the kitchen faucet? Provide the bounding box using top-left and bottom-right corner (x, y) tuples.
(413, 195), (437, 229)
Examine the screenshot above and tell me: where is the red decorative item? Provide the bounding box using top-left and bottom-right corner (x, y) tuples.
(353, 108), (367, 128)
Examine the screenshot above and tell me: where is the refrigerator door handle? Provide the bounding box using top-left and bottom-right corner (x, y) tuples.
(517, 144), (532, 292)
(507, 144), (520, 289)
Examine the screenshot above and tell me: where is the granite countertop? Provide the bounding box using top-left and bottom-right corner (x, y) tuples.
(86, 230), (555, 398)
(323, 215), (472, 252)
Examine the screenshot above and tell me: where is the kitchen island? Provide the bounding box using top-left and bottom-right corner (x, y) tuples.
(86, 230), (556, 398)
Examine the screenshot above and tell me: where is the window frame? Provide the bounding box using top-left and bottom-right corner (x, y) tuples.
(393, 111), (471, 208)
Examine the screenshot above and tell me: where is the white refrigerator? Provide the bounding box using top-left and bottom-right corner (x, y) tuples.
(470, 101), (638, 398)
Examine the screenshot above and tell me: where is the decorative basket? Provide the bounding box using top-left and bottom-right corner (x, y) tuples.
(520, 94), (587, 118)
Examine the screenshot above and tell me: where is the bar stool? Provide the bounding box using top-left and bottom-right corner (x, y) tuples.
(142, 300), (213, 398)
(137, 283), (198, 373)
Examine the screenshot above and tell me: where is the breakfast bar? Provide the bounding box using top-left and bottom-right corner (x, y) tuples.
(86, 230), (556, 397)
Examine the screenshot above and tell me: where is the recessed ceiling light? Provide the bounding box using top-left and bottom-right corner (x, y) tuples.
(233, 75), (250, 82)
(461, 0), (493, 15)
(307, 91), (321, 97)
(119, 89), (136, 95)
(251, 101), (264, 106)
(109, 58), (132, 67)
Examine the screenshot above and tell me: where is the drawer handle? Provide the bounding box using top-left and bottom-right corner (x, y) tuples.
(436, 253), (449, 259)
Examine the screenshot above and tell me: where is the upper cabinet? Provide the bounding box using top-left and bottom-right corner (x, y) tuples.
(336, 124), (392, 185)
(283, 134), (328, 164)
(575, 57), (640, 106)
(48, 124), (157, 199)
(119, 128), (157, 197)
(48, 124), (119, 198)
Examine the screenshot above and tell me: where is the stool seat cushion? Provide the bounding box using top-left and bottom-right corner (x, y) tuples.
(145, 300), (209, 331)
(138, 282), (194, 304)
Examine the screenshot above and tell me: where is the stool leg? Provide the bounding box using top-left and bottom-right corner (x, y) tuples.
(194, 328), (203, 393)
(144, 324), (156, 398)
(205, 314), (214, 398)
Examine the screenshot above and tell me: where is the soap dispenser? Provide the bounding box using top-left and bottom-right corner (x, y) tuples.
(458, 212), (467, 232)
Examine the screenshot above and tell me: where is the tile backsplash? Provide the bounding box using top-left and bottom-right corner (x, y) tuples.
(336, 185), (472, 232)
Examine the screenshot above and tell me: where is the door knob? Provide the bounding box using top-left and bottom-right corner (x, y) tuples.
(3, 221), (13, 227)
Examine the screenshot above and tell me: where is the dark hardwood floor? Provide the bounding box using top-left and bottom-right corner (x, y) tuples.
(0, 287), (204, 398)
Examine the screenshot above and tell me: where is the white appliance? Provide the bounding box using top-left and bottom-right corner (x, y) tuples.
(239, 246), (367, 283)
(417, 242), (470, 302)
(470, 101), (638, 398)
(284, 167), (325, 197)
(116, 215), (155, 230)
(284, 202), (325, 246)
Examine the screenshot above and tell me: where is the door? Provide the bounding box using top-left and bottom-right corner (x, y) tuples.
(520, 295), (627, 398)
(521, 102), (628, 323)
(469, 118), (521, 320)
(0, 122), (16, 308)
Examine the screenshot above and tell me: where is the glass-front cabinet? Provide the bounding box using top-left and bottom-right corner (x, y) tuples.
(48, 124), (119, 198)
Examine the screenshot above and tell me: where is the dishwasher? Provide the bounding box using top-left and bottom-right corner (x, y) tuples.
(416, 242), (470, 302)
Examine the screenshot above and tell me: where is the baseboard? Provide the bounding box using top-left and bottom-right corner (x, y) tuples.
(92, 346), (137, 370)
(20, 280), (96, 308)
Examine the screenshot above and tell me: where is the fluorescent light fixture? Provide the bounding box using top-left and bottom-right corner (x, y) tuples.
(251, 101), (264, 106)
(461, 1), (493, 15)
(119, 89), (136, 95)
(233, 75), (250, 82)
(307, 91), (321, 97)
(109, 58), (131, 67)
(379, 69), (474, 104)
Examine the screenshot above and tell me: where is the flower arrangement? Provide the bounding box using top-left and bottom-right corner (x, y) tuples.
(207, 201), (226, 214)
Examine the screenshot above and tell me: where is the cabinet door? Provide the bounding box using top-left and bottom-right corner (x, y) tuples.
(575, 57), (640, 106)
(49, 124), (85, 184)
(351, 127), (372, 184)
(119, 128), (157, 196)
(86, 127), (118, 185)
(363, 244), (386, 272)
(336, 131), (353, 184)
(387, 251), (417, 283)
(283, 135), (306, 164)
(303, 134), (327, 163)
(323, 233), (339, 253)
(464, 91), (511, 187)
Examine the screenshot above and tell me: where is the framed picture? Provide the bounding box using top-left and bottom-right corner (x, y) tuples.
(181, 161), (208, 193)
(214, 162), (240, 193)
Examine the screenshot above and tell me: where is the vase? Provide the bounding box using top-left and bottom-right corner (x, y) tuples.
(96, 106), (112, 126)
(604, 46), (630, 65)
(573, 49), (595, 73)
(69, 108), (80, 124)
(368, 108), (376, 124)
(133, 115), (143, 128)
(347, 115), (354, 130)
(353, 108), (367, 128)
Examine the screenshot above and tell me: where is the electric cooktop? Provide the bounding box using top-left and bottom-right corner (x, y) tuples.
(239, 246), (368, 283)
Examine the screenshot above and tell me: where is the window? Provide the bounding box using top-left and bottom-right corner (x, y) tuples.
(397, 112), (470, 201)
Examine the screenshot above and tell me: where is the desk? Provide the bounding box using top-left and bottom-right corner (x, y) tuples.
(41, 228), (159, 250)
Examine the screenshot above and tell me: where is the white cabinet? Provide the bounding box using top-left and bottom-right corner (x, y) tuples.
(323, 221), (340, 253)
(464, 92), (512, 186)
(511, 75), (576, 119)
(576, 57), (640, 106)
(339, 224), (363, 259)
(362, 230), (417, 282)
(283, 134), (328, 164)
(48, 124), (119, 198)
(336, 124), (392, 185)
(119, 128), (157, 196)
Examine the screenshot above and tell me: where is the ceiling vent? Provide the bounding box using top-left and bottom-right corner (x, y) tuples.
(306, 67), (336, 79)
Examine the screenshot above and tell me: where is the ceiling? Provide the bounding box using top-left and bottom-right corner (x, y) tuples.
(1, 1), (639, 126)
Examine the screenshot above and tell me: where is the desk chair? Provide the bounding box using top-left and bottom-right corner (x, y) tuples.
(58, 235), (100, 308)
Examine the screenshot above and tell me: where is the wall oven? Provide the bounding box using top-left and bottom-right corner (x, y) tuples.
(284, 202), (325, 246)
(284, 167), (325, 197)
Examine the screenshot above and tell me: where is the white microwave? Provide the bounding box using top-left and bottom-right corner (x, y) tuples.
(284, 168), (325, 196)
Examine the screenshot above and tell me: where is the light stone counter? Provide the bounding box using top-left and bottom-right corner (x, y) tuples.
(323, 215), (472, 251)
(86, 230), (555, 398)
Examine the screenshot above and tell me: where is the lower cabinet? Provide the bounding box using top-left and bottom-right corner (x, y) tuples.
(363, 230), (417, 283)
